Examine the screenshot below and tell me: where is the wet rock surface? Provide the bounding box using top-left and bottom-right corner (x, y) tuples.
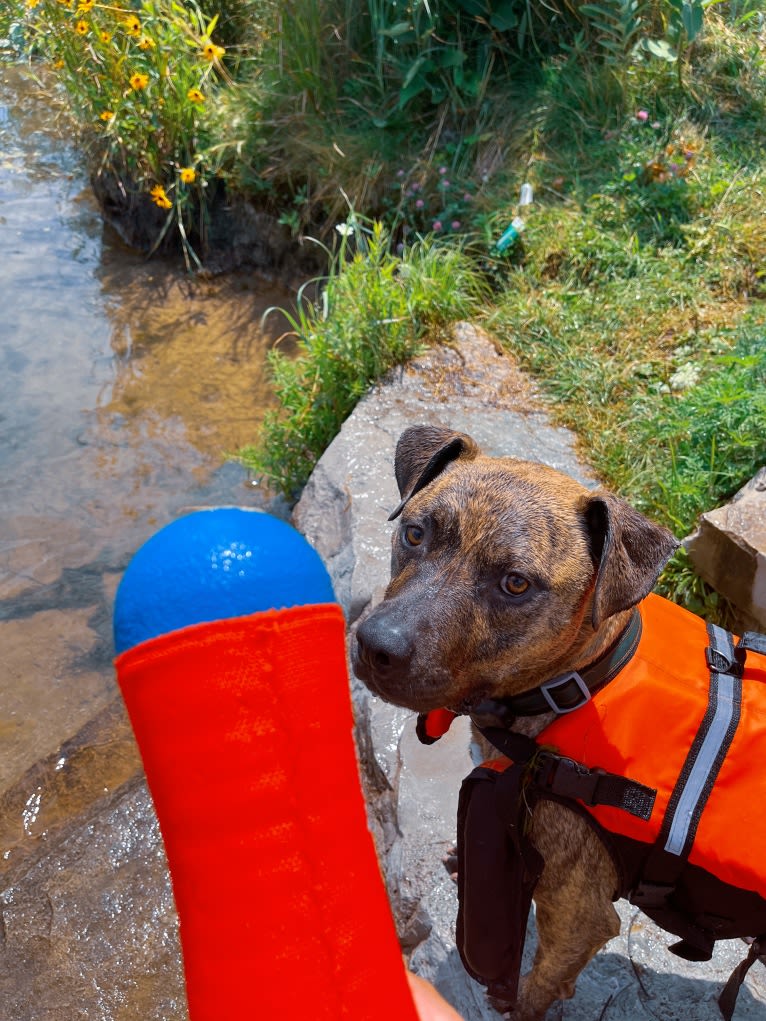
(1, 771), (186, 1021)
(294, 323), (766, 1020)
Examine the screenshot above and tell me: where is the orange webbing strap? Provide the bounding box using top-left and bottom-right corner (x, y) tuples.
(115, 603), (420, 1021)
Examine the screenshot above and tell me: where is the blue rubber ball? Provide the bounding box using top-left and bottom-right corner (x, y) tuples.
(113, 508), (336, 654)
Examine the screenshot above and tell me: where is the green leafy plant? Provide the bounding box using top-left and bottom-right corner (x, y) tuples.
(624, 338), (766, 533)
(640, 0), (723, 84)
(579, 0), (649, 59)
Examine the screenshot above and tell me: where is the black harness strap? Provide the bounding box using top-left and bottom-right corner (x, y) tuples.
(455, 761), (544, 1004)
(477, 725), (656, 822)
(738, 631), (766, 656)
(718, 937), (766, 1021)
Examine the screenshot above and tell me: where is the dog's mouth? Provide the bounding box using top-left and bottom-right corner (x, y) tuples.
(356, 668), (455, 715)
(354, 647), (491, 716)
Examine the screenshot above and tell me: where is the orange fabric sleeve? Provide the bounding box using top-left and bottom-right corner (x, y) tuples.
(115, 603), (420, 1021)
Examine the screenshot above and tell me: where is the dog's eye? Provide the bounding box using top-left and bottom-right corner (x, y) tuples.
(403, 524), (424, 547)
(500, 573), (529, 596)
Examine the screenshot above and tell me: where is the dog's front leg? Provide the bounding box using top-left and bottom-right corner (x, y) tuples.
(505, 802), (621, 1021)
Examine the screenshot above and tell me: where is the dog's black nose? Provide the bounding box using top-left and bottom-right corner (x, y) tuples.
(355, 615), (414, 678)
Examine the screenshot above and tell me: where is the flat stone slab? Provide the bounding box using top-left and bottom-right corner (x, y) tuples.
(686, 468), (766, 629)
(294, 324), (766, 1020)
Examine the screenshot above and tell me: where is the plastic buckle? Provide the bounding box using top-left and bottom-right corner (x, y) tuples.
(532, 752), (558, 790)
(548, 757), (600, 804)
(539, 671), (591, 714)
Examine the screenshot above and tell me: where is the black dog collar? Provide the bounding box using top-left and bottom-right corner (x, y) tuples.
(470, 609), (643, 724)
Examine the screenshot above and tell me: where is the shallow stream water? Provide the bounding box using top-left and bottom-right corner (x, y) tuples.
(0, 63), (295, 1017)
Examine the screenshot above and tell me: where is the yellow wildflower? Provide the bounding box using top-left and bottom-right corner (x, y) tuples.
(150, 185), (172, 210)
(186, 87), (204, 104)
(99, 110), (114, 122)
(179, 167), (196, 184)
(100, 30), (111, 43)
(201, 39), (225, 62)
(75, 19), (89, 34)
(26, 0), (43, 9)
(123, 15), (141, 36)
(129, 72), (149, 91)
(138, 35), (155, 50)
(77, 0), (94, 10)
(53, 59), (65, 68)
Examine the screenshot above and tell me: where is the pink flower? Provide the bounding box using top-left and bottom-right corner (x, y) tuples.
(463, 192), (472, 202)
(439, 166), (447, 174)
(396, 169), (405, 177)
(636, 110), (649, 122)
(451, 220), (461, 230)
(432, 220), (442, 232)
(415, 198), (424, 209)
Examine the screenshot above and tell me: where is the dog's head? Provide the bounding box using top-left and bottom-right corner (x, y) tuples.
(352, 425), (678, 713)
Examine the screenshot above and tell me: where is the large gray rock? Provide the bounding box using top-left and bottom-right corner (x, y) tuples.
(686, 469), (766, 629)
(293, 324), (766, 1020)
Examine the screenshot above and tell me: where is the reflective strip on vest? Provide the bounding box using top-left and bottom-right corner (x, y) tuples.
(663, 637), (741, 857)
(539, 594), (766, 900)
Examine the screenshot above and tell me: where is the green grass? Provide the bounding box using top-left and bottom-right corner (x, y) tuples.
(239, 220), (489, 498)
(235, 6), (766, 620)
(485, 41), (766, 620)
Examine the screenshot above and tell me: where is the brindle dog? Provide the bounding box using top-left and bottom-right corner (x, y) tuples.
(352, 425), (679, 1021)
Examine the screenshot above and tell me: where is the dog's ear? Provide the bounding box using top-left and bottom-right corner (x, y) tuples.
(388, 425), (480, 520)
(585, 491), (679, 628)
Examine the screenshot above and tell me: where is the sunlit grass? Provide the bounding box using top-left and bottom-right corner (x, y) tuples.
(239, 219), (489, 498)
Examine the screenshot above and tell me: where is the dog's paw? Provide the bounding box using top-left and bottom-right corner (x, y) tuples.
(491, 981), (550, 1021)
(491, 1004), (545, 1021)
(487, 992), (514, 1017)
(442, 844), (458, 882)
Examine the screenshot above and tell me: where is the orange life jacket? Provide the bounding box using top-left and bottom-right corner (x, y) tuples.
(539, 593), (766, 902)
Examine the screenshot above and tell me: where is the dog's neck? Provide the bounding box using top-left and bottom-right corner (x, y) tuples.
(510, 608), (636, 740)
(568, 607), (635, 678)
